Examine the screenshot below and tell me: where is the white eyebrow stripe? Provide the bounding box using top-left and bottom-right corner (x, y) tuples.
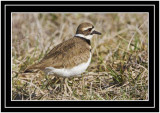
(82, 27), (92, 31)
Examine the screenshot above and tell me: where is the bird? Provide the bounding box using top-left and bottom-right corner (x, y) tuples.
(24, 22), (101, 78)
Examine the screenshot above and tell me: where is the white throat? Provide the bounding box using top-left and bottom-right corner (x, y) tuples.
(75, 34), (93, 40)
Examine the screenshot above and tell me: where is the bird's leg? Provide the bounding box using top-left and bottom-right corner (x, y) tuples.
(65, 78), (73, 95)
(60, 77), (65, 93)
(63, 78), (68, 96)
(82, 75), (85, 94)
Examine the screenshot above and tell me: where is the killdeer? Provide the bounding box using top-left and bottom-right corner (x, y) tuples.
(24, 22), (101, 78)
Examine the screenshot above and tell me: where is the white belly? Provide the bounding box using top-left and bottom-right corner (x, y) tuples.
(44, 53), (91, 78)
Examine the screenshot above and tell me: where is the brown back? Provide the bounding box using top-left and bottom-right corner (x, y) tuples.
(27, 37), (91, 70)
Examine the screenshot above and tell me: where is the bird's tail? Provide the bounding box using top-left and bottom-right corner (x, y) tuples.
(24, 64), (39, 73)
(24, 68), (34, 73)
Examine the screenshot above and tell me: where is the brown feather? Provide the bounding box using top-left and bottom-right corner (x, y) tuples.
(24, 37), (91, 72)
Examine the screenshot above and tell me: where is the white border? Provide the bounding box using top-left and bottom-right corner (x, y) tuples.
(4, 4), (154, 108)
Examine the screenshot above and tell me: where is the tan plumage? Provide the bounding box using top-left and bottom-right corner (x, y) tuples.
(76, 23), (94, 35)
(25, 37), (90, 72)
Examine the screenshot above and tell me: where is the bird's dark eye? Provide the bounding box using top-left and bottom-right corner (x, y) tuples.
(88, 28), (92, 32)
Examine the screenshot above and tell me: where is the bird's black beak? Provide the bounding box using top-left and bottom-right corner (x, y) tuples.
(91, 30), (101, 35)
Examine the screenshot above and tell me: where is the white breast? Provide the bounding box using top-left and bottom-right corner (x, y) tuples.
(44, 53), (91, 78)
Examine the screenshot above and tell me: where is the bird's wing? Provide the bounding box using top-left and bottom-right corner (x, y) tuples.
(31, 38), (90, 70)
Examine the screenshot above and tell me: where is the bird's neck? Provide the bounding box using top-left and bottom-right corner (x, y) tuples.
(75, 34), (91, 45)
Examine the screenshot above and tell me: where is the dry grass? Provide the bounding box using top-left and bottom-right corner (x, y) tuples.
(12, 13), (148, 100)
